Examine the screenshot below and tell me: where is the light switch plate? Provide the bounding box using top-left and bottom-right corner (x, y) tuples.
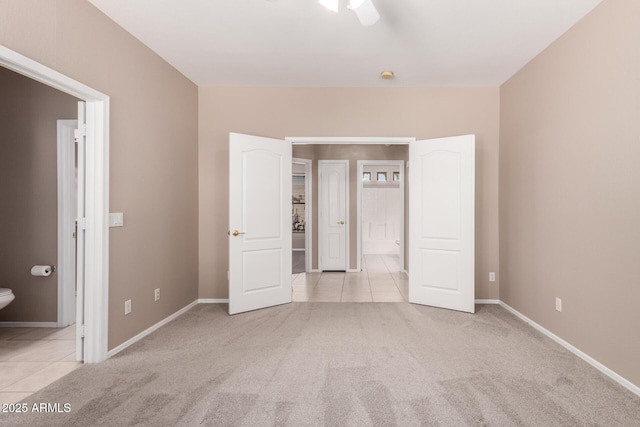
(109, 212), (124, 227)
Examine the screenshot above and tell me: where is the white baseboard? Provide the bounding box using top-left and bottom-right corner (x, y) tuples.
(347, 269), (360, 273)
(107, 300), (199, 358)
(475, 299), (500, 304)
(499, 301), (640, 397)
(0, 321), (58, 328)
(198, 298), (229, 304)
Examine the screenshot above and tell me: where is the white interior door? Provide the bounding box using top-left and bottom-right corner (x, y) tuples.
(229, 133), (292, 315)
(74, 102), (86, 360)
(57, 119), (78, 328)
(319, 161), (348, 271)
(409, 135), (475, 313)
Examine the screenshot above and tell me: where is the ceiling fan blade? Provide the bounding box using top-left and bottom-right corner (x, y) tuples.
(319, 0), (339, 13)
(352, 0), (379, 26)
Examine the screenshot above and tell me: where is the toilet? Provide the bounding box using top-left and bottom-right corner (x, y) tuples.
(0, 288), (15, 310)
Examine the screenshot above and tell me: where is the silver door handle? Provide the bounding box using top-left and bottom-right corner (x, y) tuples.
(337, 221), (345, 225)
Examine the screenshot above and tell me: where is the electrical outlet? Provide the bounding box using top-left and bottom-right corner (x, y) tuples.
(154, 288), (160, 302)
(489, 272), (496, 282)
(555, 297), (562, 312)
(125, 299), (132, 315)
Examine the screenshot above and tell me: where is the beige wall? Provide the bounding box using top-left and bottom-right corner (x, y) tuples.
(199, 87), (500, 300)
(500, 0), (640, 387)
(292, 144), (408, 271)
(0, 67), (78, 322)
(0, 0), (199, 349)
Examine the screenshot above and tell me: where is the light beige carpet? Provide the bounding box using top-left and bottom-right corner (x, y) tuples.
(2, 303), (639, 426)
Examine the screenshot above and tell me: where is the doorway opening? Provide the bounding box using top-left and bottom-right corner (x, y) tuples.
(288, 139), (411, 303)
(0, 45), (110, 363)
(357, 160), (405, 274)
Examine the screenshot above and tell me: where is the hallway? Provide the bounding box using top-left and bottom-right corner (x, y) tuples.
(292, 254), (407, 302)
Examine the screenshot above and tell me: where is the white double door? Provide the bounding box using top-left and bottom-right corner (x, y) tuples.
(229, 133), (475, 315)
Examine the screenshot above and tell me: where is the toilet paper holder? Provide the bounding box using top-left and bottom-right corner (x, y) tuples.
(30, 265), (56, 276)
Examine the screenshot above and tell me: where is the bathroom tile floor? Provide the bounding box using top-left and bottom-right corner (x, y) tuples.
(0, 324), (80, 405)
(292, 254), (408, 302)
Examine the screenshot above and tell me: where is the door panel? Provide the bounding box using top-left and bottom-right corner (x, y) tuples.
(229, 133), (292, 315)
(319, 161), (348, 271)
(409, 135), (475, 313)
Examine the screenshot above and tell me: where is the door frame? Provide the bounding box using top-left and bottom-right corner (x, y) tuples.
(356, 160), (405, 273)
(292, 157), (313, 272)
(0, 45), (110, 363)
(318, 160), (349, 271)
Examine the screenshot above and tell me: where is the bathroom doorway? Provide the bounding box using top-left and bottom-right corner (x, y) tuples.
(0, 45), (111, 363)
(357, 160), (405, 273)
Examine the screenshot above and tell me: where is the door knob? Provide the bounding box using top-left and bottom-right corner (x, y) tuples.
(231, 230), (245, 236)
(337, 221), (345, 225)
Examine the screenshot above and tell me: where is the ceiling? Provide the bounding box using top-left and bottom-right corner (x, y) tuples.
(88, 0), (603, 87)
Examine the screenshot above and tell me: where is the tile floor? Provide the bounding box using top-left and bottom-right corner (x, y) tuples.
(292, 254), (408, 302)
(0, 324), (80, 405)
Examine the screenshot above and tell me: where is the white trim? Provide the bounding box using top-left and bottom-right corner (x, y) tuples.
(0, 46), (107, 101)
(287, 137), (415, 145)
(318, 160), (349, 271)
(475, 299), (500, 304)
(82, 98), (110, 363)
(292, 158), (313, 272)
(0, 322), (58, 328)
(346, 269), (360, 273)
(198, 298), (230, 303)
(57, 120), (78, 328)
(107, 300), (199, 358)
(0, 45), (110, 363)
(500, 301), (640, 397)
(356, 160), (405, 272)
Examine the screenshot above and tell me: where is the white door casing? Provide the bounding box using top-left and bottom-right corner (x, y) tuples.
(75, 103), (86, 360)
(228, 133), (292, 315)
(409, 135), (475, 313)
(319, 161), (348, 271)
